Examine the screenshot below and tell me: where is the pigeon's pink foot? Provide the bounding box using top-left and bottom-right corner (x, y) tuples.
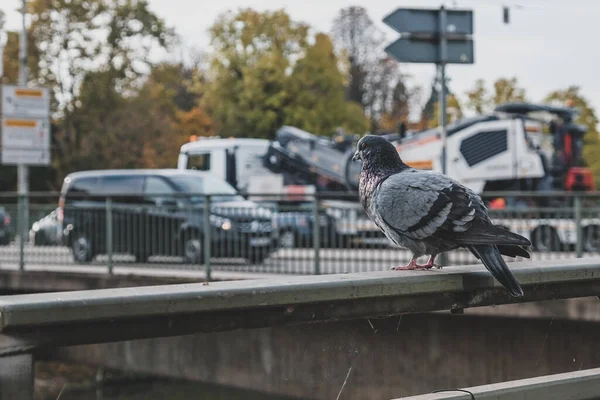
(424, 255), (443, 269)
(392, 256), (442, 270)
(391, 259), (433, 270)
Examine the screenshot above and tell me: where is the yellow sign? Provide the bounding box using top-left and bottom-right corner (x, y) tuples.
(4, 119), (37, 128)
(406, 160), (433, 169)
(14, 89), (44, 98)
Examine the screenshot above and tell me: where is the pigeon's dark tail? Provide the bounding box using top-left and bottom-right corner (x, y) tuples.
(468, 244), (524, 298)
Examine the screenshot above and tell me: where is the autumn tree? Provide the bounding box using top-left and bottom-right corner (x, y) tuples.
(493, 77), (527, 105)
(464, 77), (527, 115)
(137, 61), (214, 167)
(545, 86), (600, 187)
(22, 0), (174, 187)
(465, 79), (492, 114)
(283, 33), (368, 134)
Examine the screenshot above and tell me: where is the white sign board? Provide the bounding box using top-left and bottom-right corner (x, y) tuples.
(1, 148), (51, 165)
(1, 85), (50, 119)
(1, 117), (51, 166)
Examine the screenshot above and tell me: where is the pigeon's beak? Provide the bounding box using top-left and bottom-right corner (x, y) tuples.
(352, 150), (361, 162)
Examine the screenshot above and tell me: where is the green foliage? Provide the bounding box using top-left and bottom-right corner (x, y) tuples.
(426, 95), (463, 129)
(204, 9), (368, 138)
(464, 77), (527, 115)
(284, 33), (368, 134)
(21, 0), (174, 189)
(493, 77), (527, 105)
(465, 79), (491, 114)
(204, 8), (308, 139)
(545, 87), (600, 188)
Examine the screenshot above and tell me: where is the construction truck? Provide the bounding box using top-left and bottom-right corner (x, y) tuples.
(177, 102), (598, 252)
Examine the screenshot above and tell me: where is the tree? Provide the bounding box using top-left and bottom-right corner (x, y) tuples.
(427, 95), (463, 129)
(465, 79), (492, 114)
(283, 33), (368, 134)
(422, 74), (448, 123)
(23, 0), (173, 188)
(0, 31), (40, 85)
(378, 76), (421, 132)
(204, 8), (309, 139)
(493, 77), (526, 105)
(332, 6), (404, 130)
(332, 6), (381, 107)
(545, 86), (600, 187)
(28, 0), (174, 112)
(464, 77), (527, 116)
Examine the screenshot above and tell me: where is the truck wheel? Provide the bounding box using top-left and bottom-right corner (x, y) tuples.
(72, 232), (95, 263)
(531, 226), (561, 252)
(583, 225), (600, 252)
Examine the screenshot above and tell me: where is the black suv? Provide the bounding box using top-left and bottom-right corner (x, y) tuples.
(59, 169), (277, 264)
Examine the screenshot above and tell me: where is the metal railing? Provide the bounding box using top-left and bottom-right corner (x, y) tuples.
(1, 191), (600, 278)
(2, 259), (600, 399)
(394, 367), (600, 400)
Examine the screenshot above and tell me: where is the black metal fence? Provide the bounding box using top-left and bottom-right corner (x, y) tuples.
(0, 191), (599, 277)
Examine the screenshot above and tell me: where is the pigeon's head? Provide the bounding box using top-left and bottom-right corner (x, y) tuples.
(353, 135), (406, 171)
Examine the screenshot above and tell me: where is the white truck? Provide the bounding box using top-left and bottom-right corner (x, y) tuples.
(177, 103), (599, 252)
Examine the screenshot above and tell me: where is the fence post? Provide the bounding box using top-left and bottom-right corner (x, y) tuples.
(203, 195), (212, 281)
(575, 194), (583, 258)
(313, 194), (321, 275)
(18, 194), (26, 271)
(106, 197), (113, 274)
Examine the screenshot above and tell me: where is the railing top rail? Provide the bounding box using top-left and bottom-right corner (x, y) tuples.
(0, 259), (600, 354)
(1, 190), (600, 198)
(392, 366), (600, 400)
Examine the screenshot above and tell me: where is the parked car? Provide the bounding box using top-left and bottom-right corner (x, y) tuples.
(30, 208), (63, 246)
(273, 202), (338, 248)
(0, 207), (12, 245)
(58, 169), (278, 264)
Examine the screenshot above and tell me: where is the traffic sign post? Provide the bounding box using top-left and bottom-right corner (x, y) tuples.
(383, 6), (474, 267)
(383, 6), (474, 175)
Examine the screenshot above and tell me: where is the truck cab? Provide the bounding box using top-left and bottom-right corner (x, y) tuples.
(178, 137), (274, 193)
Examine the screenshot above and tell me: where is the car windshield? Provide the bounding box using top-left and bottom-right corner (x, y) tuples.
(170, 174), (243, 203)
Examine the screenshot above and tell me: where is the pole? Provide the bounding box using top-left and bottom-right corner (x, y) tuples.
(574, 195), (583, 258)
(439, 5), (448, 176)
(438, 6), (448, 267)
(18, 0), (29, 243)
(0, 10), (6, 79)
(312, 195), (320, 275)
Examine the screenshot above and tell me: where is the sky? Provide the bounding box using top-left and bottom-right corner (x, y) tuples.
(1, 0), (598, 120)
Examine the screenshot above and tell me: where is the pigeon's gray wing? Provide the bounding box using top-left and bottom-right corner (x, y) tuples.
(374, 171), (529, 246)
(373, 170), (478, 241)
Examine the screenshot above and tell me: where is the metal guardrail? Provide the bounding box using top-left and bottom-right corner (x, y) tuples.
(1, 259), (600, 398)
(1, 191), (600, 277)
(393, 367), (600, 400)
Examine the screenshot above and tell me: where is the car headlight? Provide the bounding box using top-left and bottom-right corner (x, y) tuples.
(210, 215), (232, 230)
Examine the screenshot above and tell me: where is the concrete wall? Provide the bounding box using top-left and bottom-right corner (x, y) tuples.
(46, 312), (600, 400)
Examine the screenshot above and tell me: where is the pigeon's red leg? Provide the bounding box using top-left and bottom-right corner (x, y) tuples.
(424, 254), (443, 269)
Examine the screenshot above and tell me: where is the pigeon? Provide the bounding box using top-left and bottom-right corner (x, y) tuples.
(352, 134), (530, 297)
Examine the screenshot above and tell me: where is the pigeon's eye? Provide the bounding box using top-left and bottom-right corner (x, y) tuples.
(361, 142), (368, 150)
